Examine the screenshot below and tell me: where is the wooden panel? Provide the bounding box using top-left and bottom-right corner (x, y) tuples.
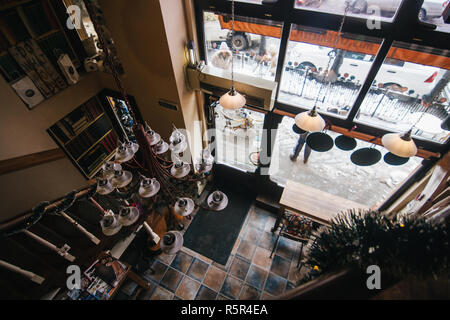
(0, 148), (65, 175)
(281, 180), (368, 225)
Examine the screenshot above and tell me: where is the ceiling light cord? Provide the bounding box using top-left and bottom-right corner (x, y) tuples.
(231, 0), (235, 91)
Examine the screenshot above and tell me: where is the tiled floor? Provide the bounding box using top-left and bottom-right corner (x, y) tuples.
(141, 205), (309, 300)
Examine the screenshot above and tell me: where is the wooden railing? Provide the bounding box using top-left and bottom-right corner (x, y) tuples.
(0, 149), (65, 176)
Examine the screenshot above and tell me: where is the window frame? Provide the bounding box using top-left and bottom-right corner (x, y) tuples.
(194, 0), (450, 157)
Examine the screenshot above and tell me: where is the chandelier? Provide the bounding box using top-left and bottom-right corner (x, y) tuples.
(84, 1), (228, 243)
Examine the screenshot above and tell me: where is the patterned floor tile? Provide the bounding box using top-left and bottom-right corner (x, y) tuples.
(175, 276), (201, 300)
(276, 237), (298, 261)
(236, 239), (257, 260)
(150, 286), (174, 300)
(229, 256), (251, 281)
(220, 275), (244, 299)
(171, 251), (194, 274)
(264, 272), (287, 296)
(143, 260), (168, 283)
(203, 265), (227, 292)
(244, 226), (263, 243)
(245, 264), (268, 290)
(270, 254), (291, 279)
(187, 258), (209, 282)
(239, 284), (261, 300)
(196, 285), (218, 300)
(252, 247), (273, 270)
(258, 231), (278, 251)
(160, 267), (184, 293)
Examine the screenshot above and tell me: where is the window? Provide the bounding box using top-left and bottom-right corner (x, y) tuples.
(214, 105), (265, 172)
(419, 0), (450, 33)
(269, 116), (422, 207)
(355, 42), (450, 144)
(294, 0), (403, 22)
(203, 12), (282, 81)
(278, 24), (382, 118)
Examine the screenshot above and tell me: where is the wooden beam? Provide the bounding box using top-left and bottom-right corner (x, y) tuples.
(273, 109), (441, 159)
(0, 149), (65, 176)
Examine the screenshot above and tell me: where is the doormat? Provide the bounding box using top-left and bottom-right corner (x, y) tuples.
(183, 180), (256, 265)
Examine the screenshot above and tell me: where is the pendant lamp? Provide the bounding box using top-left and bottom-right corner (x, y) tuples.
(207, 190), (228, 211)
(160, 231), (184, 255)
(292, 124), (307, 135)
(295, 106), (326, 132)
(118, 206), (140, 226)
(138, 177), (160, 198)
(96, 178), (115, 195)
(100, 211), (122, 236)
(381, 129), (417, 158)
(174, 198), (195, 217)
(219, 0), (246, 110)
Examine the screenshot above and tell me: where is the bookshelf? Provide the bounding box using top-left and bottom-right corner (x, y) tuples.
(48, 95), (120, 179)
(0, 0), (88, 109)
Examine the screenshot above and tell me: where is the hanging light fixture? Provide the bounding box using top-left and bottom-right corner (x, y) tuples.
(174, 198), (195, 217)
(381, 129), (417, 158)
(207, 190), (228, 211)
(219, 0), (246, 110)
(111, 169), (133, 188)
(118, 206), (140, 226)
(195, 148), (214, 173)
(295, 6), (349, 136)
(138, 177), (160, 198)
(169, 128), (188, 154)
(101, 161), (122, 179)
(295, 106), (326, 132)
(96, 178), (115, 195)
(100, 210), (122, 236)
(160, 231), (184, 255)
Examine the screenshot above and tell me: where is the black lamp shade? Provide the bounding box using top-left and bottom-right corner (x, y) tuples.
(384, 152), (409, 166)
(335, 135), (357, 151)
(306, 132), (334, 152)
(351, 148), (382, 166)
(292, 124), (306, 135)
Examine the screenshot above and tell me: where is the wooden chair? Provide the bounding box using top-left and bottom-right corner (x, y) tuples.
(270, 211), (313, 268)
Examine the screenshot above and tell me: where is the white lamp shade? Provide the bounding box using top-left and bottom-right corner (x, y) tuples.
(97, 178), (114, 195)
(382, 133), (417, 158)
(111, 170), (133, 188)
(219, 90), (246, 110)
(139, 178), (160, 198)
(100, 211), (122, 236)
(207, 191), (228, 211)
(160, 231), (184, 255)
(174, 198), (195, 216)
(118, 206), (140, 226)
(295, 109), (326, 132)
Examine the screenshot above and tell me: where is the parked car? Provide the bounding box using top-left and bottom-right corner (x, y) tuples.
(346, 0), (446, 20)
(285, 42), (447, 97)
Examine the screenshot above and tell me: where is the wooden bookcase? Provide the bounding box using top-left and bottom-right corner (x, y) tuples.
(0, 0), (88, 108)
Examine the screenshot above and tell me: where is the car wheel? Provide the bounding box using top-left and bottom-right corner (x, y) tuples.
(419, 8), (426, 21)
(352, 0), (367, 14)
(227, 33), (248, 51)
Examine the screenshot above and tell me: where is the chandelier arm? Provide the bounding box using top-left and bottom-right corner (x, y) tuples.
(85, 0), (139, 124)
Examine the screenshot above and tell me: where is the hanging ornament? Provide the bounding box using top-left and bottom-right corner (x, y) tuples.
(219, 0), (246, 110)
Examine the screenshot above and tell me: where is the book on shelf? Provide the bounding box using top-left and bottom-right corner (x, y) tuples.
(8, 39), (67, 98)
(0, 52), (24, 82)
(37, 30), (77, 70)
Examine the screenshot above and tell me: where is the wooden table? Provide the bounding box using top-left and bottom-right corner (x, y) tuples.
(272, 180), (369, 231)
